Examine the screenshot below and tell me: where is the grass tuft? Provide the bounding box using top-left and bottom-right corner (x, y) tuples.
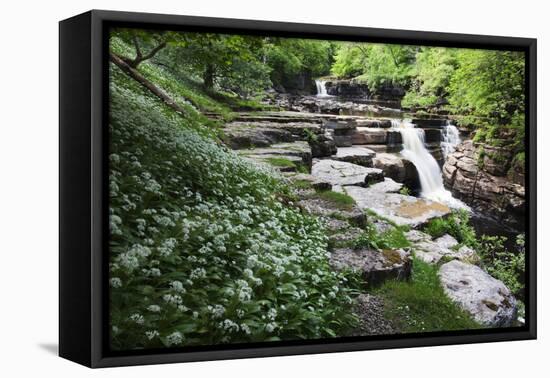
(372, 258), (481, 333)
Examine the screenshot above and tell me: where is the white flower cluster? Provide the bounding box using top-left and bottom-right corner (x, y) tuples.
(107, 62), (356, 350)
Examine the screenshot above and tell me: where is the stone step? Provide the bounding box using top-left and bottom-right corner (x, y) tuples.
(311, 159), (384, 187)
(238, 141), (312, 172)
(331, 146), (376, 167)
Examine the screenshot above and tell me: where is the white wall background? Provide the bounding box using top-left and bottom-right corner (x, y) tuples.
(0, 0), (546, 376)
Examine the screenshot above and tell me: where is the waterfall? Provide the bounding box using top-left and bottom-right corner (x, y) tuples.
(441, 121), (461, 158)
(393, 119), (468, 209)
(315, 80), (330, 97)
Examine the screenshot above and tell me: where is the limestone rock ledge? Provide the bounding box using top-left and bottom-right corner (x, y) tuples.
(442, 140), (525, 229)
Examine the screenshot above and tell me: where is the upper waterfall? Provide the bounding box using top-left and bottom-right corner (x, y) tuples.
(315, 80), (331, 97)
(441, 121), (461, 158)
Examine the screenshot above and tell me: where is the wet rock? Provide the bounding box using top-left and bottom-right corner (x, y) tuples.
(311, 160), (384, 187)
(332, 146), (376, 167)
(346, 186), (450, 228)
(438, 260), (517, 327)
(330, 247), (412, 287)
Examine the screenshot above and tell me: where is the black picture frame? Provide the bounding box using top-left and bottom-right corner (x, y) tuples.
(59, 9), (537, 368)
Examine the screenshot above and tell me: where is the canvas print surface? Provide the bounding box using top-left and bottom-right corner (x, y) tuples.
(107, 27), (526, 352)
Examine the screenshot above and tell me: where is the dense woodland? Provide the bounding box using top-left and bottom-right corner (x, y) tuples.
(108, 29), (526, 350)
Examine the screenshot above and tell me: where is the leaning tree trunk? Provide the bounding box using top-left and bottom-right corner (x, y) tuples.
(110, 53), (188, 115)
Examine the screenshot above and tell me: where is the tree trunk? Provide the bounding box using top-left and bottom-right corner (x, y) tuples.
(110, 52), (188, 115)
(203, 64), (215, 90)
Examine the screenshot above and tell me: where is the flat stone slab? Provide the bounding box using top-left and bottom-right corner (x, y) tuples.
(297, 197), (365, 227)
(439, 260), (517, 327)
(332, 146), (376, 167)
(311, 159), (383, 187)
(366, 178), (403, 193)
(405, 231), (478, 264)
(345, 186), (451, 228)
(330, 248), (412, 287)
(239, 141), (312, 172)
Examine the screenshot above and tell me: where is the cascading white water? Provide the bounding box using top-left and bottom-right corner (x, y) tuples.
(393, 119), (468, 209)
(441, 121), (461, 158)
(315, 80), (330, 97)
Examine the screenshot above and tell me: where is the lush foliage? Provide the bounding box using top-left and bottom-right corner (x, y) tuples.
(332, 43), (415, 90)
(477, 234), (526, 299)
(108, 64), (359, 350)
(448, 50), (525, 151)
(353, 223), (410, 251)
(265, 38), (335, 91)
(402, 47), (457, 108)
(373, 258), (481, 333)
(423, 209), (478, 248)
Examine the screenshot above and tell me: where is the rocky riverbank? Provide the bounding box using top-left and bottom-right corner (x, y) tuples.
(222, 108), (520, 330)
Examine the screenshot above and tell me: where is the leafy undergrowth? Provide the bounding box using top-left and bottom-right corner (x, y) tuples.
(110, 37), (270, 125)
(108, 63), (359, 351)
(353, 224), (411, 250)
(371, 259), (481, 333)
(423, 209), (477, 248)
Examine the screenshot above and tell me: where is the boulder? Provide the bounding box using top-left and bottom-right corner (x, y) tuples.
(438, 260), (517, 327)
(372, 153), (420, 189)
(330, 247), (412, 287)
(311, 160), (384, 187)
(345, 186), (451, 228)
(309, 131), (337, 158)
(332, 146), (376, 167)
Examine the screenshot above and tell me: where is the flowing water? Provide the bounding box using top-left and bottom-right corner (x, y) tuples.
(441, 121), (461, 158)
(315, 80), (331, 97)
(391, 119), (468, 209)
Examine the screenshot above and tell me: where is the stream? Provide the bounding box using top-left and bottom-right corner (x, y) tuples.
(313, 80), (520, 249)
